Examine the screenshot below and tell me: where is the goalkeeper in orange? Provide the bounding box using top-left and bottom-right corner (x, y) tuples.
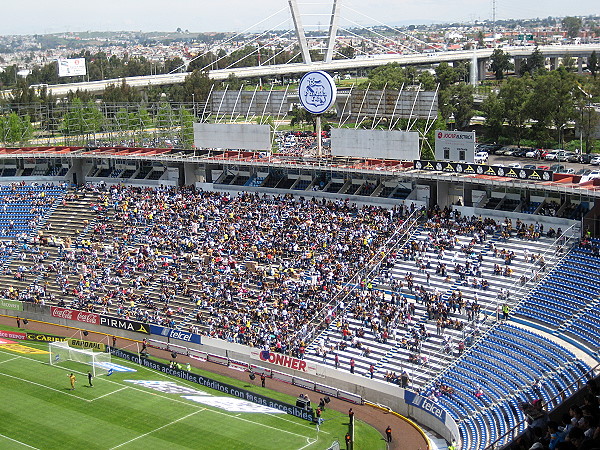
(68, 373), (76, 390)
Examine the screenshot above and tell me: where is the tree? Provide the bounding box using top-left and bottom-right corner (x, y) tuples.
(489, 49), (513, 80)
(481, 91), (504, 142)
(366, 63), (410, 89)
(439, 83), (474, 129)
(499, 76), (531, 145)
(0, 112), (34, 145)
(288, 106), (315, 130)
(561, 55), (575, 72)
(418, 71), (436, 91)
(103, 80), (142, 103)
(527, 69), (577, 147)
(562, 16), (582, 39)
(61, 99), (103, 139)
(528, 47), (546, 74)
(589, 51), (598, 78)
(435, 62), (457, 90)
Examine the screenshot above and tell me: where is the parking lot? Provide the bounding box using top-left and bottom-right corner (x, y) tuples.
(477, 146), (599, 177)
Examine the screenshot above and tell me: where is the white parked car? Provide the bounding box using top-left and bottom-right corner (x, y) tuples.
(525, 150), (538, 158)
(591, 157), (600, 166)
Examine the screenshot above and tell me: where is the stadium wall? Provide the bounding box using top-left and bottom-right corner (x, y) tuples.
(1, 304), (458, 442)
(196, 182), (427, 210)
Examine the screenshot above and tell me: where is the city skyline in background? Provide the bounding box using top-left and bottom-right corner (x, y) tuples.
(2, 0), (599, 36)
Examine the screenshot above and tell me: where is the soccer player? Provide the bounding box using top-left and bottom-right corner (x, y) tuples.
(69, 373), (76, 390)
(88, 371), (93, 387)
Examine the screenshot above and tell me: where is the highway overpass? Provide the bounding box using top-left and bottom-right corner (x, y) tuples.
(4, 44), (600, 97)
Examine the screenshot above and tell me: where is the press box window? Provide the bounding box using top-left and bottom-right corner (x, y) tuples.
(444, 149), (450, 159)
(459, 150), (466, 161)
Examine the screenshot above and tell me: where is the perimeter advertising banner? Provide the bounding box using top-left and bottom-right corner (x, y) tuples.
(50, 307), (100, 325)
(413, 160), (554, 181)
(0, 330), (27, 340)
(58, 58), (87, 77)
(404, 390), (447, 422)
(249, 349), (318, 375)
(0, 298), (23, 311)
(110, 348), (314, 422)
(149, 324), (201, 345)
(100, 316), (150, 335)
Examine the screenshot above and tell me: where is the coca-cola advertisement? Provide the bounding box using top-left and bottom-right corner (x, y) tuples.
(50, 307), (99, 325)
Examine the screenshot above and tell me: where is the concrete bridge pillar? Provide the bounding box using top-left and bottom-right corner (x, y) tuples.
(513, 57), (522, 75)
(578, 57), (584, 74)
(478, 58), (488, 81)
(550, 57), (559, 70)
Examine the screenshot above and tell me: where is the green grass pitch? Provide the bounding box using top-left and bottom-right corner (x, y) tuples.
(0, 341), (385, 449)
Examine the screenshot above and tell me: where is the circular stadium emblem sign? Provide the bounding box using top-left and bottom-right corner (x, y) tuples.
(298, 71), (337, 115)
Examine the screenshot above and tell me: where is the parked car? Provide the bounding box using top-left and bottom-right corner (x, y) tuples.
(537, 165), (550, 170)
(474, 151), (489, 164)
(545, 150), (567, 161)
(590, 156), (600, 165)
(512, 148), (530, 157)
(579, 154), (594, 164)
(495, 146), (514, 155)
(566, 153), (580, 163)
(525, 150), (538, 158)
(508, 163), (522, 168)
(550, 164), (566, 172)
(523, 164), (537, 170)
(580, 170), (600, 183)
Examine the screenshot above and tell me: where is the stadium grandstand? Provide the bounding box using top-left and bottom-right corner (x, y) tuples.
(0, 144), (599, 450)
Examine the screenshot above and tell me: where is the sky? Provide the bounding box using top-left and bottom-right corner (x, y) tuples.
(2, 0), (598, 35)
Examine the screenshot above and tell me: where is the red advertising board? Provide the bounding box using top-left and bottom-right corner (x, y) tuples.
(50, 307), (100, 325)
(0, 329), (27, 340)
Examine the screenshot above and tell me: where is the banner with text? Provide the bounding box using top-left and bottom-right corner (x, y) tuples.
(414, 160), (553, 181)
(249, 349), (318, 376)
(0, 329), (27, 340)
(404, 390), (447, 423)
(58, 58), (87, 77)
(110, 348), (313, 422)
(100, 316), (150, 335)
(51, 307), (100, 325)
(26, 332), (67, 343)
(0, 298), (23, 311)
(149, 324), (201, 345)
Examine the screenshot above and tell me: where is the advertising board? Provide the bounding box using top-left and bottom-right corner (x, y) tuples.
(110, 348), (314, 422)
(58, 58), (87, 77)
(434, 130), (476, 162)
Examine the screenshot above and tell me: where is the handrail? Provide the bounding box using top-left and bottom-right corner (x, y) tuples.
(298, 207), (424, 347)
(417, 223), (579, 388)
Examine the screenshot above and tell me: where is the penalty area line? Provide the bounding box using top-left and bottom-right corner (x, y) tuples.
(0, 371), (91, 402)
(90, 386), (128, 402)
(109, 409), (204, 449)
(0, 431), (40, 449)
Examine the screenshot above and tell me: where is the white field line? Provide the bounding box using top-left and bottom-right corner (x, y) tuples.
(0, 370), (91, 402)
(109, 410), (203, 449)
(0, 432), (40, 449)
(0, 349), (315, 442)
(0, 356), (19, 365)
(298, 437), (318, 450)
(90, 386), (128, 402)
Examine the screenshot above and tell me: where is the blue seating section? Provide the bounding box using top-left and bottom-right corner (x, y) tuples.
(0, 184), (65, 238)
(517, 246), (600, 335)
(431, 324), (590, 450)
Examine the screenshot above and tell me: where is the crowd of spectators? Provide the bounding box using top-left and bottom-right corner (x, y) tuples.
(8, 183), (417, 359)
(513, 379), (600, 450)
